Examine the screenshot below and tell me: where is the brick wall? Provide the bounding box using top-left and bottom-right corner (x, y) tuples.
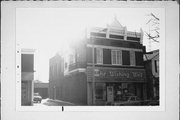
(62, 73), (87, 105)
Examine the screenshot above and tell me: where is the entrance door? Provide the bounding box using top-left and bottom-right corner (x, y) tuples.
(107, 86), (114, 103)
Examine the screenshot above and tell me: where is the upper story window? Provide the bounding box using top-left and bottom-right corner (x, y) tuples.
(122, 50), (130, 65)
(130, 51), (136, 66)
(111, 50), (122, 65)
(109, 34), (124, 40)
(127, 37), (140, 42)
(96, 48), (103, 64)
(111, 49), (141, 66)
(135, 51), (143, 66)
(90, 32), (106, 38)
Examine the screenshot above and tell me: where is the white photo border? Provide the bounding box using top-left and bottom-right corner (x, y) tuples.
(15, 5), (165, 112)
(1, 1), (179, 120)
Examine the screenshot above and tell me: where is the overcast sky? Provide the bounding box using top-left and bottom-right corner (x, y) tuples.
(16, 8), (163, 83)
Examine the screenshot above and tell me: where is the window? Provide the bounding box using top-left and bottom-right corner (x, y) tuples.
(109, 34), (124, 40)
(111, 50), (122, 65)
(96, 48), (103, 64)
(130, 51), (135, 66)
(127, 37), (140, 42)
(103, 49), (111, 64)
(122, 50), (130, 65)
(95, 83), (106, 100)
(90, 32), (106, 38)
(87, 47), (93, 63)
(135, 52), (143, 66)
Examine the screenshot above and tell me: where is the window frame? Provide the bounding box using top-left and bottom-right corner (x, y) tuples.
(111, 49), (122, 65)
(96, 47), (103, 64)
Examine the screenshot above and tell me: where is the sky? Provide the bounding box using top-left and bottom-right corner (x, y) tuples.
(16, 8), (163, 83)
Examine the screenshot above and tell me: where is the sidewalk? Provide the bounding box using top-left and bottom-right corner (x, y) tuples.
(43, 98), (75, 106)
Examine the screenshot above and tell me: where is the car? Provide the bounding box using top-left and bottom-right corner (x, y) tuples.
(33, 93), (42, 103)
(114, 96), (142, 106)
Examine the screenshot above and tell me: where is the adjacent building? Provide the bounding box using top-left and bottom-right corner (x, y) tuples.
(21, 49), (35, 106)
(49, 53), (64, 100)
(49, 18), (147, 105)
(34, 81), (49, 99)
(144, 50), (159, 100)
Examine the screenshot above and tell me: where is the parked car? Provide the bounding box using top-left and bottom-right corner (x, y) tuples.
(33, 93), (42, 103)
(114, 96), (142, 106)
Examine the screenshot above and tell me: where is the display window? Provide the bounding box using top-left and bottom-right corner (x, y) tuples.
(95, 83), (106, 100)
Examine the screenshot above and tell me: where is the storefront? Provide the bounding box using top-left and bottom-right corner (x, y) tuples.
(87, 67), (146, 105)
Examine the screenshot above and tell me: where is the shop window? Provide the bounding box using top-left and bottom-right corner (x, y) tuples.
(122, 50), (130, 65)
(96, 48), (103, 64)
(111, 50), (122, 65)
(95, 83), (106, 100)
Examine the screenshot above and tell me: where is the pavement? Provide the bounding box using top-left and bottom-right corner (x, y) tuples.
(33, 98), (75, 106)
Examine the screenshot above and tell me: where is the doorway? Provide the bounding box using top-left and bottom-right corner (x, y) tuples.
(107, 86), (114, 103)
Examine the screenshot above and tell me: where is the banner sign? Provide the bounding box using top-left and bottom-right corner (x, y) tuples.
(87, 67), (146, 82)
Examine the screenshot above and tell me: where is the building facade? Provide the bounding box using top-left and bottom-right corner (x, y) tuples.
(34, 81), (49, 99)
(21, 49), (35, 106)
(86, 19), (147, 105)
(50, 18), (147, 105)
(65, 18), (147, 105)
(49, 53), (64, 100)
(144, 50), (159, 100)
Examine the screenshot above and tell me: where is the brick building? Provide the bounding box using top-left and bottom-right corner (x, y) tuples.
(49, 53), (64, 100)
(144, 50), (159, 101)
(50, 18), (147, 105)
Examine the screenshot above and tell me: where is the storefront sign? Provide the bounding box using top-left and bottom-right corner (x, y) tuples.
(87, 67), (146, 82)
(94, 68), (144, 79)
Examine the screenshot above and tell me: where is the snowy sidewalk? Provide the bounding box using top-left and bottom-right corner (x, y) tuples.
(43, 98), (75, 106)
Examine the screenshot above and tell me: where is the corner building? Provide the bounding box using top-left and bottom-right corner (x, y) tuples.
(64, 18), (147, 105)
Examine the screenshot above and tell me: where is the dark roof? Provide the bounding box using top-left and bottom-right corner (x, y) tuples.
(144, 49), (159, 61)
